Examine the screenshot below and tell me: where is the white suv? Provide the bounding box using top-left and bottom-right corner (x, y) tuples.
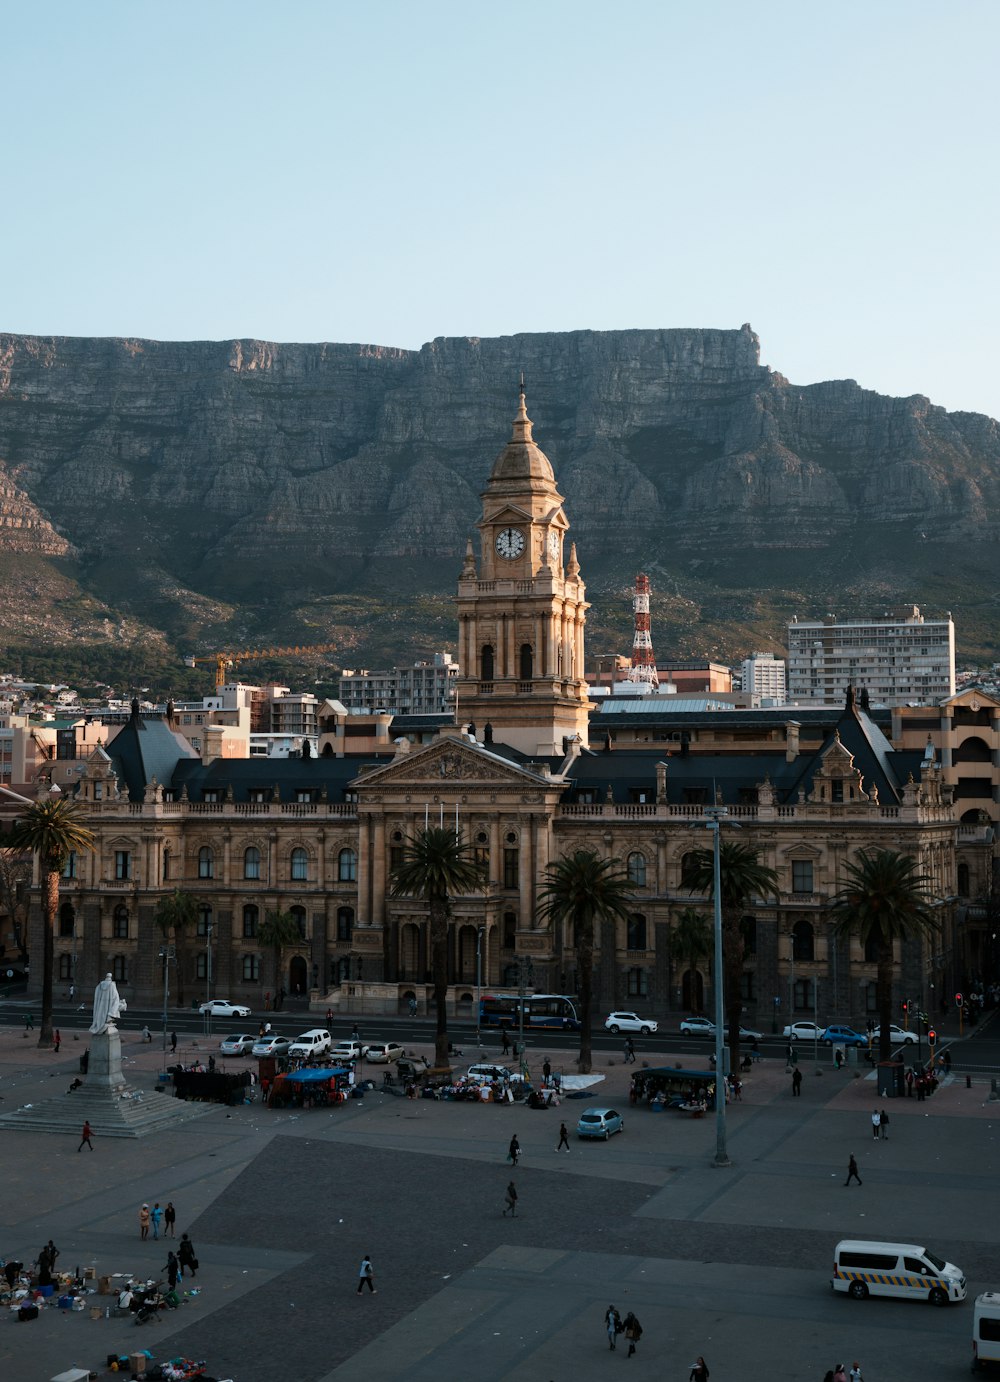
(604, 1011), (658, 1035)
(287, 1029), (332, 1059)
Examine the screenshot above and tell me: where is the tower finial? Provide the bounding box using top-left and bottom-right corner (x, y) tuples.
(511, 373), (533, 442)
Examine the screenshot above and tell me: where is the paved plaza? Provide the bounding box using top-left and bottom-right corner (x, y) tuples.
(0, 1020), (998, 1381)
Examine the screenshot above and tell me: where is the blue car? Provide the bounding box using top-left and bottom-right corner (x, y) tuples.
(821, 1024), (868, 1047)
(576, 1107), (624, 1140)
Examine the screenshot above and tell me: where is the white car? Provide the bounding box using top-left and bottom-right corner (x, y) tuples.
(287, 1029), (332, 1059)
(680, 1016), (715, 1036)
(329, 1040), (369, 1062)
(365, 1041), (405, 1064)
(604, 1011), (659, 1036)
(199, 999), (251, 1019)
(873, 1024), (918, 1046)
(466, 1063), (512, 1083)
(783, 1021), (825, 1041)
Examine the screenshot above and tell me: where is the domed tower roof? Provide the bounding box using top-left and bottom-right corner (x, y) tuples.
(487, 382), (557, 490)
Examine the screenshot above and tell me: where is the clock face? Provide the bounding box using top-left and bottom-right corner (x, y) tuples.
(495, 526), (525, 559)
(548, 530), (561, 561)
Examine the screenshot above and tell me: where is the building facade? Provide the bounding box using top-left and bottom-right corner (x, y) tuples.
(740, 652), (787, 705)
(787, 606), (956, 707)
(338, 654), (459, 715)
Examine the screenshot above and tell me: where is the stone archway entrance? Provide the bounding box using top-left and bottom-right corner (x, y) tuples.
(289, 954), (308, 997)
(682, 968), (705, 1013)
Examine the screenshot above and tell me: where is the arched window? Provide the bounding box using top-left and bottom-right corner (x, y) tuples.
(627, 852), (647, 887)
(957, 861), (971, 895)
(519, 643), (533, 680)
(481, 644), (494, 682)
(474, 830), (489, 871)
(291, 847), (308, 881)
(389, 831), (404, 874)
(244, 847), (261, 881)
(162, 848), (170, 882)
(242, 905), (258, 939)
(338, 848), (357, 882)
(680, 852), (699, 888)
(113, 904), (129, 939)
(954, 736), (991, 763)
(502, 911), (517, 948)
(791, 919), (814, 962)
(59, 902), (76, 938)
(337, 907), (354, 942)
(291, 905), (307, 939)
(198, 846), (214, 879)
(627, 914), (647, 950)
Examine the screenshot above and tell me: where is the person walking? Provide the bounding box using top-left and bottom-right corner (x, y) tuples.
(791, 1066), (803, 1097)
(690, 1358), (710, 1381)
(605, 1304), (622, 1350)
(879, 1108), (889, 1140)
(53, 1029), (61, 1054)
(844, 1153), (862, 1186)
(177, 1233), (198, 1279)
(624, 1037), (635, 1064)
(164, 1201), (176, 1238)
(623, 1311), (642, 1357)
(501, 1023), (511, 1055)
(170, 1031), (177, 1055)
(871, 1109), (881, 1141)
(555, 1122), (570, 1152)
(150, 1203), (163, 1239)
(832, 1365), (848, 1382)
(77, 1119), (94, 1152)
(356, 1254), (375, 1294)
(503, 1181), (518, 1217)
(142, 1025), (152, 1043)
(42, 1239), (59, 1270)
(25, 1012), (34, 1030)
(508, 1134), (520, 1167)
(162, 1250), (180, 1292)
(848, 1364), (864, 1382)
(139, 1204), (150, 1240)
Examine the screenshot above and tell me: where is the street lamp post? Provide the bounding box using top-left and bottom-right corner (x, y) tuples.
(475, 925), (484, 1049)
(159, 944), (175, 1059)
(705, 807), (731, 1168)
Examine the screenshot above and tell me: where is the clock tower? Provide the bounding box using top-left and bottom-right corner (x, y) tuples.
(455, 385), (590, 755)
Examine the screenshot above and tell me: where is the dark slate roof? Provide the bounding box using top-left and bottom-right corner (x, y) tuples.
(589, 702), (894, 733)
(785, 702), (919, 806)
(106, 714), (199, 802)
(172, 755), (378, 803)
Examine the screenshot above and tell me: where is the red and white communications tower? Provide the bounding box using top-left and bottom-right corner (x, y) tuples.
(627, 573), (659, 688)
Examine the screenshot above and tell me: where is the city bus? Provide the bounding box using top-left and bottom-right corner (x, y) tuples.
(479, 993), (580, 1030)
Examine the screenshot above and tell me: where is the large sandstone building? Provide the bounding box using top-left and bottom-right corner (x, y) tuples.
(28, 393), (995, 1026)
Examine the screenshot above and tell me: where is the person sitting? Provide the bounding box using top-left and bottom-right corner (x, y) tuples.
(67, 1077), (83, 1093)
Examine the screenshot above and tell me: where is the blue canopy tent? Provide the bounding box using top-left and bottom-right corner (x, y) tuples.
(284, 1066), (351, 1083)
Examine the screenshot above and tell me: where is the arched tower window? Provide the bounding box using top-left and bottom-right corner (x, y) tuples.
(519, 643), (533, 680)
(481, 645), (494, 681)
(627, 852), (647, 887)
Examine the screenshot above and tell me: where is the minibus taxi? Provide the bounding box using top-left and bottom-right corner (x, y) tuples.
(832, 1239), (966, 1306)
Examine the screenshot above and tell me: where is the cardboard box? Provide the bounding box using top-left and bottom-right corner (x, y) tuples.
(98, 1275), (112, 1294)
(82, 1266), (96, 1280)
(129, 1353), (147, 1375)
(90, 1305), (103, 1319)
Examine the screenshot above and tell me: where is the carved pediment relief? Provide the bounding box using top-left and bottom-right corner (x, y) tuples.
(353, 737), (547, 790)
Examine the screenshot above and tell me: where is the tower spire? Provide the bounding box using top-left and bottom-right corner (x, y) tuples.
(511, 373), (533, 443)
(627, 573), (659, 689)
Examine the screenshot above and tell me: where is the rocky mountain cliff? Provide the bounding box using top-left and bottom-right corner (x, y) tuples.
(1, 324), (999, 683)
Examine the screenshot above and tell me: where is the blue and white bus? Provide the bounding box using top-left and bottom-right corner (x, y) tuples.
(479, 993), (580, 1030)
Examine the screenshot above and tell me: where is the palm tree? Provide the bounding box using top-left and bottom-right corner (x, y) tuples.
(389, 827), (484, 1069)
(668, 907), (712, 1011)
(828, 849), (939, 1065)
(8, 796), (95, 1048)
(537, 849), (635, 1073)
(259, 909), (303, 998)
(682, 840), (778, 1071)
(153, 890), (199, 1010)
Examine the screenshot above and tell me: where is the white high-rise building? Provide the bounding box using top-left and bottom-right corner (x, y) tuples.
(740, 652), (787, 705)
(787, 606), (955, 707)
(339, 652), (459, 714)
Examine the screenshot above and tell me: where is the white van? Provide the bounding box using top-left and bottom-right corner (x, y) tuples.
(832, 1239), (966, 1306)
(973, 1292), (1000, 1370)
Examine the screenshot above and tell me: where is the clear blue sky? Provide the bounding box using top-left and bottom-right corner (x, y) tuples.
(4, 1), (998, 418)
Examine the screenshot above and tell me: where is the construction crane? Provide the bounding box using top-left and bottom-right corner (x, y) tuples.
(183, 644), (338, 691)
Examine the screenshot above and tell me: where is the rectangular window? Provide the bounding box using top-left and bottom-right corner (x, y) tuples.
(196, 952), (209, 980)
(58, 954), (74, 981)
(63, 852), (77, 879)
(242, 954), (260, 982)
(115, 851), (131, 881)
(791, 860), (814, 894)
(197, 907), (212, 937)
(503, 848), (518, 890)
(113, 911), (129, 939)
(111, 956), (128, 984)
(626, 966), (648, 998)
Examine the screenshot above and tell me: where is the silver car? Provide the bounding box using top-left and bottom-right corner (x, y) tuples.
(219, 1033), (256, 1056)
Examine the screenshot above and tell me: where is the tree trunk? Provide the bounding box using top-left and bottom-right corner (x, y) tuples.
(723, 911), (744, 1075)
(38, 867), (57, 1047)
(577, 914), (593, 1073)
(430, 899), (450, 1068)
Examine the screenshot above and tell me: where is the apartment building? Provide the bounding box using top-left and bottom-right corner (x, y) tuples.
(788, 607), (955, 708)
(338, 653), (458, 714)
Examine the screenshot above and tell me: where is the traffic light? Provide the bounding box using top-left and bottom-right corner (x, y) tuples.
(955, 992), (964, 1007)
(928, 1028), (937, 1048)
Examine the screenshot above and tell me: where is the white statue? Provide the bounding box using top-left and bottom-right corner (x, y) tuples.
(90, 973), (126, 1034)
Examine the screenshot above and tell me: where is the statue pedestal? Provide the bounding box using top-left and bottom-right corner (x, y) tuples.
(85, 1027), (126, 1092)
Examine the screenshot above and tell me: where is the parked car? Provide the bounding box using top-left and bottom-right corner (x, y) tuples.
(466, 1063), (512, 1083)
(680, 1016), (715, 1036)
(287, 1029), (332, 1059)
(782, 1021), (825, 1041)
(329, 1039), (369, 1062)
(736, 1024), (763, 1041)
(252, 1035), (292, 1057)
(365, 1041), (405, 1064)
(199, 999), (251, 1019)
(576, 1107), (624, 1140)
(821, 1024), (868, 1047)
(604, 1011), (658, 1035)
(873, 1023), (918, 1046)
(219, 1033), (256, 1056)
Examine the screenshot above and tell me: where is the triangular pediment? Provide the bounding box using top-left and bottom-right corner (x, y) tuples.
(352, 735), (548, 789)
(479, 503), (533, 526)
